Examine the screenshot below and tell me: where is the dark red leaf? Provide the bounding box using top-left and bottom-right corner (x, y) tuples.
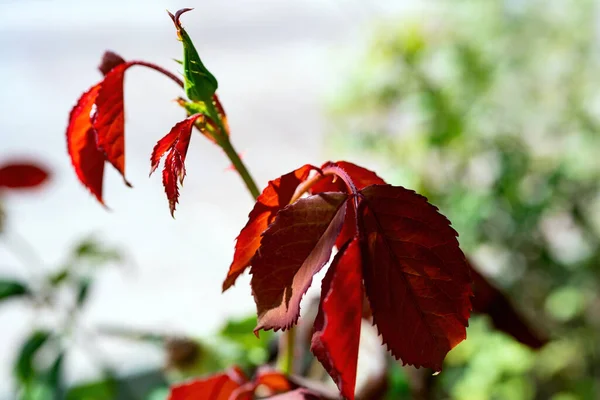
(311, 238), (362, 400)
(311, 161), (386, 250)
(168, 371), (250, 400)
(470, 260), (547, 349)
(151, 114), (203, 217)
(98, 51), (126, 76)
(251, 192), (348, 332)
(311, 161), (386, 194)
(359, 184), (472, 371)
(223, 164), (316, 291)
(66, 84), (106, 204)
(93, 62), (135, 185)
(0, 162), (49, 190)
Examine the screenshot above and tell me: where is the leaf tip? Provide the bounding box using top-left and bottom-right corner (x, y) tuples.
(252, 327), (261, 339)
(168, 8), (194, 29)
(98, 51), (126, 76)
(221, 279), (233, 293)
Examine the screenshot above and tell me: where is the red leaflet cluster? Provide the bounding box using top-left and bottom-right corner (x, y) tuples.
(150, 114), (204, 216)
(168, 366), (328, 399)
(223, 161), (473, 399)
(0, 162), (50, 190)
(65, 51), (225, 215)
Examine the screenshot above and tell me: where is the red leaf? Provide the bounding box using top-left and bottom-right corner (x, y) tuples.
(233, 367), (295, 398)
(311, 161), (386, 193)
(359, 184), (472, 371)
(0, 162), (49, 190)
(311, 161), (386, 249)
(223, 164), (315, 291)
(251, 192), (348, 332)
(311, 238), (362, 400)
(93, 62), (135, 184)
(151, 114), (203, 216)
(470, 261), (547, 349)
(98, 51), (126, 76)
(168, 371), (250, 400)
(66, 84), (106, 204)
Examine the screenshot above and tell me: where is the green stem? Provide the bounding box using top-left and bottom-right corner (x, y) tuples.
(201, 96), (294, 374)
(283, 326), (296, 375)
(219, 137), (260, 199)
(205, 100), (261, 199)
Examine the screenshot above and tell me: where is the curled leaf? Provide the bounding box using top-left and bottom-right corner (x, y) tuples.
(0, 162), (49, 190)
(151, 114), (204, 216)
(310, 161), (385, 249)
(251, 192), (348, 332)
(223, 164), (315, 291)
(168, 8), (218, 102)
(66, 84), (105, 203)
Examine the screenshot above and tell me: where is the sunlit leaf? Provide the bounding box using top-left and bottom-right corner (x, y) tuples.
(168, 370), (248, 400)
(251, 192), (348, 331)
(150, 114), (204, 216)
(92, 62), (135, 184)
(238, 161), (472, 396)
(66, 84), (105, 204)
(168, 8), (218, 102)
(223, 164), (315, 291)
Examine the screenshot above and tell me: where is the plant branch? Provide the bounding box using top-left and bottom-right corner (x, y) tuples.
(131, 61), (184, 88)
(204, 98), (261, 199)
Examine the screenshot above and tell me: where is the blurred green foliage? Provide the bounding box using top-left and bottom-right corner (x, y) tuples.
(0, 237), (125, 400)
(328, 0), (600, 398)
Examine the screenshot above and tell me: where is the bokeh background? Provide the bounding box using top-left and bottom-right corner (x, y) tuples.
(1, 0), (599, 399)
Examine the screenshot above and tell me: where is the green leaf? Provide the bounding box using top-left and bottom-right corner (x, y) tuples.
(18, 381), (53, 400)
(44, 352), (65, 400)
(0, 279), (29, 302)
(177, 98), (208, 116)
(76, 279), (92, 307)
(48, 269), (70, 286)
(65, 379), (116, 400)
(73, 238), (121, 265)
(219, 315), (273, 366)
(168, 8), (218, 102)
(15, 330), (51, 384)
